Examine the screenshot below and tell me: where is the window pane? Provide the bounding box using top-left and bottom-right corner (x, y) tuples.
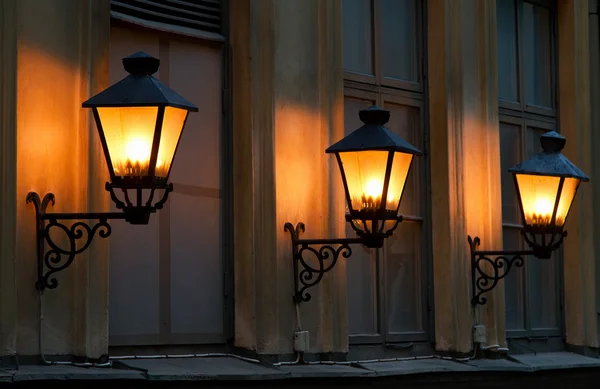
(379, 0), (419, 83)
(500, 121), (526, 333)
(522, 3), (553, 109)
(384, 102), (421, 216)
(342, 0), (374, 75)
(503, 227), (526, 331)
(382, 101), (425, 336)
(497, 0), (519, 103)
(528, 251), (560, 330)
(346, 230), (378, 335)
(526, 126), (546, 158)
(384, 221), (423, 334)
(500, 122), (522, 224)
(345, 95), (379, 335)
(525, 125), (561, 331)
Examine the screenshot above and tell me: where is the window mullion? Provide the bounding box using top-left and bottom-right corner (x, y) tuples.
(372, 0), (382, 86)
(517, 0), (526, 112)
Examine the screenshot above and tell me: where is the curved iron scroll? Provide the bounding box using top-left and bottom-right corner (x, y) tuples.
(469, 235), (532, 306)
(284, 222), (363, 303)
(27, 192), (127, 291)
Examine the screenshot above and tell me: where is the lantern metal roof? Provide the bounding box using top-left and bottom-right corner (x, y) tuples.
(508, 131), (589, 181)
(325, 106), (423, 155)
(82, 52), (199, 112)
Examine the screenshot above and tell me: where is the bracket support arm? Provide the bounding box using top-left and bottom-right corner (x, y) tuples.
(285, 222), (363, 303)
(27, 192), (127, 291)
(469, 235), (533, 306)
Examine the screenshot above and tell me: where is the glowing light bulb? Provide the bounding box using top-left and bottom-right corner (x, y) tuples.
(125, 138), (151, 163)
(530, 196), (554, 226)
(533, 197), (553, 217)
(365, 179), (383, 200)
(357, 178), (395, 211)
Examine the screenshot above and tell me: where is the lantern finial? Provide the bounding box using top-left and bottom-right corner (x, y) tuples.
(540, 131), (566, 153)
(122, 51), (160, 76)
(359, 106), (390, 126)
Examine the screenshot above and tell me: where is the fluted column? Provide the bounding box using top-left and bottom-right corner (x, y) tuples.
(558, 0), (598, 349)
(14, 0), (110, 357)
(230, 0), (345, 356)
(427, 0), (504, 353)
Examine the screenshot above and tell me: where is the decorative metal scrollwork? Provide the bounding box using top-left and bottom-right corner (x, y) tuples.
(469, 235), (531, 306)
(27, 192), (127, 291)
(284, 222), (363, 303)
(41, 218), (112, 290)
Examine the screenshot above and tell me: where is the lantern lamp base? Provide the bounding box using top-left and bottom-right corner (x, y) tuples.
(122, 207), (155, 225)
(361, 234), (385, 249)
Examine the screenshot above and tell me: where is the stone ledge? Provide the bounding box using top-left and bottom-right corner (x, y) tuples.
(0, 352), (599, 384)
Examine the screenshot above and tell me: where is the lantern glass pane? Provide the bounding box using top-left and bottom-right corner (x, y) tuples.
(515, 173), (560, 227)
(156, 107), (188, 178)
(97, 107), (158, 177)
(387, 151), (413, 212)
(339, 150), (390, 212)
(554, 177), (580, 227)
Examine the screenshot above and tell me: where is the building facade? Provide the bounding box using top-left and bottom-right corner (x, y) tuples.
(0, 0), (599, 363)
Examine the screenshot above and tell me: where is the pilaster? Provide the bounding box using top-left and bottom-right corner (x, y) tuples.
(427, 0), (503, 353)
(15, 0), (111, 357)
(0, 0), (18, 357)
(588, 0), (600, 346)
(231, 0), (345, 355)
(558, 0), (598, 349)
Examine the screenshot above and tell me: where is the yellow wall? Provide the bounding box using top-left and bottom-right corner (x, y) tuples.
(0, 0), (598, 359)
(0, 0), (110, 357)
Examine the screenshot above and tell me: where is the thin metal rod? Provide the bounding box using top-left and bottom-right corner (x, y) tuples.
(42, 212), (127, 221)
(472, 249), (534, 256)
(293, 237), (364, 246)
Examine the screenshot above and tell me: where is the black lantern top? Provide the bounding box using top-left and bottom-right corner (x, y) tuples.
(508, 131), (589, 180)
(325, 106), (423, 155)
(80, 51), (200, 224)
(82, 52), (199, 111)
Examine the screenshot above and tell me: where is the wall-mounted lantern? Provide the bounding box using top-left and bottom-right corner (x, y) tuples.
(285, 106), (422, 303)
(470, 131), (589, 306)
(27, 52), (198, 291)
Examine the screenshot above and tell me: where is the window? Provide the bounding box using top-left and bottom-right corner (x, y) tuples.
(497, 0), (562, 339)
(342, 0), (431, 345)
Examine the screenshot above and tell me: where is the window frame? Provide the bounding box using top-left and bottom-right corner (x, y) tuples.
(342, 0), (433, 346)
(497, 0), (564, 341)
(498, 0), (557, 117)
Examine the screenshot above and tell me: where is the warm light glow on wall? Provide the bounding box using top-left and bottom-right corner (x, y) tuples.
(97, 106), (187, 178)
(515, 174), (580, 227)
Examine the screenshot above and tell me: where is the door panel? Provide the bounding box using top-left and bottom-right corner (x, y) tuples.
(108, 25), (225, 346)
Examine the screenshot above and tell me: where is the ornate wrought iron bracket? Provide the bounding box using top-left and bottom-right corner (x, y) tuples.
(469, 235), (532, 306)
(284, 222), (364, 303)
(27, 192), (129, 291)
